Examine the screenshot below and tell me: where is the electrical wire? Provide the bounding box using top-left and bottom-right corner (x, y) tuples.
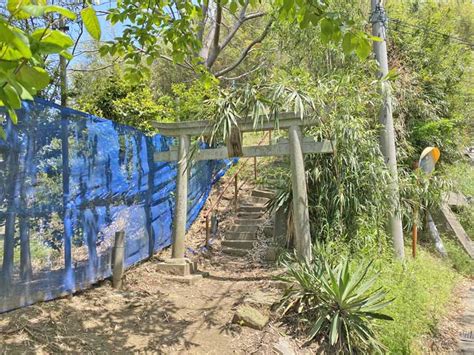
(389, 17), (474, 48)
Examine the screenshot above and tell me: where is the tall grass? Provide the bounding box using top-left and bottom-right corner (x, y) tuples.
(374, 248), (461, 353)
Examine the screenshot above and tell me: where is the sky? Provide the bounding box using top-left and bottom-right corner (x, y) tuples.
(69, 1), (126, 68)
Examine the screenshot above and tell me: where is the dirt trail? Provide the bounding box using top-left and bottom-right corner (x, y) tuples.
(458, 284), (474, 353)
(0, 251), (289, 354)
(0, 176), (295, 354)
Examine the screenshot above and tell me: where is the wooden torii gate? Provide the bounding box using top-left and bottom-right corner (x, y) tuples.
(153, 114), (332, 273)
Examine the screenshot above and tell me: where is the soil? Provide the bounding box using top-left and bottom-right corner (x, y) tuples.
(0, 253), (289, 353)
(0, 176), (301, 354)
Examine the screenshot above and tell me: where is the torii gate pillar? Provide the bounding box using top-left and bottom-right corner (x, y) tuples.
(289, 125), (312, 262)
(172, 134), (189, 260)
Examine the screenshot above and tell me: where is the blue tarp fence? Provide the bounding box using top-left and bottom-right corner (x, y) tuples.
(0, 98), (231, 313)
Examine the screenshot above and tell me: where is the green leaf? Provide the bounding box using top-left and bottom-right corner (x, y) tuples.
(20, 4), (76, 19)
(19, 4), (45, 17)
(59, 50), (73, 60)
(7, 0), (32, 19)
(342, 32), (355, 54)
(229, 1), (238, 14)
(81, 7), (101, 41)
(4, 84), (22, 109)
(16, 65), (50, 93)
(0, 23), (32, 59)
(31, 28), (74, 54)
(320, 18), (333, 44)
(0, 127), (6, 140)
(44, 5), (76, 19)
(7, 107), (18, 124)
(307, 313), (328, 341)
(329, 312), (340, 345)
(355, 36), (372, 60)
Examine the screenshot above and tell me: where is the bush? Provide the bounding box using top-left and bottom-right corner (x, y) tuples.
(374, 248), (461, 353)
(277, 251), (393, 353)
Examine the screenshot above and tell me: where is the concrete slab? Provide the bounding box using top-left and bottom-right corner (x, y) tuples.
(225, 231), (258, 240)
(239, 205), (266, 213)
(252, 189), (274, 199)
(155, 258), (198, 276)
(238, 212), (264, 219)
(222, 247), (249, 256)
(230, 225), (259, 233)
(235, 218), (266, 226)
(222, 240), (255, 249)
(164, 272), (209, 285)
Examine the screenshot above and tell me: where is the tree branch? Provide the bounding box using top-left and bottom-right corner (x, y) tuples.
(197, 0), (209, 43)
(220, 63), (263, 80)
(219, 10), (266, 52)
(214, 20), (272, 77)
(205, 0), (222, 68)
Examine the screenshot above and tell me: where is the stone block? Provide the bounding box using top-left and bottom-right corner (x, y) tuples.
(264, 246), (279, 262)
(156, 258), (198, 276)
(232, 305), (269, 330)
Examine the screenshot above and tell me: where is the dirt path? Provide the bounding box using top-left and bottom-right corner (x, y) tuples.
(458, 283), (474, 353)
(0, 251), (291, 354)
(0, 172), (298, 354)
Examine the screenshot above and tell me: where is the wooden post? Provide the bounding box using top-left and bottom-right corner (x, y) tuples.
(205, 214), (210, 247)
(234, 174), (238, 211)
(172, 134), (189, 259)
(253, 156), (257, 180)
(412, 211), (417, 258)
(112, 231), (125, 289)
(288, 125), (312, 262)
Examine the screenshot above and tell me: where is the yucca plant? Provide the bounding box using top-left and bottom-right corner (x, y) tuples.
(277, 253), (393, 353)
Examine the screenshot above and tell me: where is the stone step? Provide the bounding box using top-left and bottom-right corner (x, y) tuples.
(235, 218), (266, 226)
(225, 231), (258, 240)
(238, 212), (264, 219)
(252, 189), (274, 199)
(239, 196), (270, 205)
(222, 240), (255, 249)
(238, 205), (266, 213)
(222, 247), (249, 257)
(229, 225), (258, 233)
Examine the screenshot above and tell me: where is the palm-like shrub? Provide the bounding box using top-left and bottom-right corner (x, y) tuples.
(277, 254), (393, 353)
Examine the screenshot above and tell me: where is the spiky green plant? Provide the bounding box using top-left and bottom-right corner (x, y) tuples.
(277, 253), (393, 353)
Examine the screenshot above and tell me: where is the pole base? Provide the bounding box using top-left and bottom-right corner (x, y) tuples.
(156, 258), (204, 278)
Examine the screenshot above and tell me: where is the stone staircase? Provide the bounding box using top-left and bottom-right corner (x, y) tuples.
(222, 189), (274, 257)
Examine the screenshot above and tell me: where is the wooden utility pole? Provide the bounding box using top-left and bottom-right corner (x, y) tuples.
(370, 0), (405, 259)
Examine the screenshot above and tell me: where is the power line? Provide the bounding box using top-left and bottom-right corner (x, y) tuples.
(389, 17), (474, 48)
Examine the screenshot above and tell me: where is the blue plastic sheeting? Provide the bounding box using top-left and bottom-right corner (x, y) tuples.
(0, 99), (231, 313)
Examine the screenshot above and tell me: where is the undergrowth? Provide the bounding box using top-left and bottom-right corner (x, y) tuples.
(373, 247), (461, 353)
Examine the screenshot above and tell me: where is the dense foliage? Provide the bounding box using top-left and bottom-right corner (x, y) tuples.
(0, 0), (100, 137)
